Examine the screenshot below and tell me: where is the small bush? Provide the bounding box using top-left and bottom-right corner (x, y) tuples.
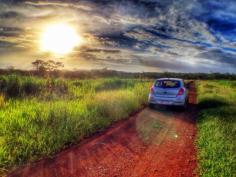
(6, 75), (22, 97)
(22, 78), (41, 96)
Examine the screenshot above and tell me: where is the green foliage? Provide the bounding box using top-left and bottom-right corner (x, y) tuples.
(0, 94), (4, 108)
(0, 75), (71, 98)
(0, 75), (151, 174)
(197, 81), (236, 177)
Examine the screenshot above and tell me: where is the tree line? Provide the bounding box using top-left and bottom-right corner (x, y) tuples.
(0, 59), (235, 80)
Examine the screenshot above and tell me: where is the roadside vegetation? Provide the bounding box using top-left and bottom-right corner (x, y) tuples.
(1, 74), (235, 176)
(197, 80), (236, 177)
(0, 75), (151, 174)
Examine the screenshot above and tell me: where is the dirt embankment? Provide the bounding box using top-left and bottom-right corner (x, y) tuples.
(9, 82), (197, 177)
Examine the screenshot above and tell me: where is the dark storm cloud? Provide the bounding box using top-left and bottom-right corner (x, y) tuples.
(0, 40), (28, 56)
(81, 47), (121, 54)
(0, 0), (236, 72)
(191, 0), (236, 42)
(197, 49), (236, 67)
(0, 26), (23, 37)
(0, 40), (15, 47)
(0, 0), (24, 3)
(77, 50), (131, 66)
(138, 58), (192, 71)
(207, 18), (236, 33)
(97, 32), (139, 49)
(0, 11), (23, 18)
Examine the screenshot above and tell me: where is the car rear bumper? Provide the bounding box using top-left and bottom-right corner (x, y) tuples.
(148, 94), (186, 106)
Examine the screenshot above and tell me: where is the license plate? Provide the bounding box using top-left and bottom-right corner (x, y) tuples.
(160, 101), (171, 105)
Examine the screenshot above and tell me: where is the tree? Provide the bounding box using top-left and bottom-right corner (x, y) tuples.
(45, 60), (64, 72)
(32, 59), (64, 76)
(32, 60), (46, 71)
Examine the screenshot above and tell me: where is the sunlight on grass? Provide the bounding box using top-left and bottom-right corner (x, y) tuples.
(0, 75), (151, 174)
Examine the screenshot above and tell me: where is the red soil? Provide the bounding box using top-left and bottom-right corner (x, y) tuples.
(8, 82), (198, 177)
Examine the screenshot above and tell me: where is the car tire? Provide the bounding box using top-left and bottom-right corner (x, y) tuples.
(148, 103), (155, 109)
(183, 103), (187, 110)
(182, 99), (188, 111)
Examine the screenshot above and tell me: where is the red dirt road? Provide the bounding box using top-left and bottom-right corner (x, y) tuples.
(8, 83), (197, 177)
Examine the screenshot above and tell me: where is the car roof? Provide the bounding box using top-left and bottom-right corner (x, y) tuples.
(156, 78), (183, 81)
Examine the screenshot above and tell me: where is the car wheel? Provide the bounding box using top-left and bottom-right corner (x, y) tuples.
(149, 103), (155, 109)
(183, 103), (187, 110)
(182, 99), (188, 111)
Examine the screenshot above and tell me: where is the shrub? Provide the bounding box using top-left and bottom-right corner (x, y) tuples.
(7, 75), (23, 97)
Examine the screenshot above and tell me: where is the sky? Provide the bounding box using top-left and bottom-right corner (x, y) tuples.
(0, 0), (236, 73)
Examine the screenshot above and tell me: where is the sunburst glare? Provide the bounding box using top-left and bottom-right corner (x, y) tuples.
(40, 23), (82, 55)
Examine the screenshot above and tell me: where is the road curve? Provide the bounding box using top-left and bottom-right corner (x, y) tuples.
(9, 82), (197, 177)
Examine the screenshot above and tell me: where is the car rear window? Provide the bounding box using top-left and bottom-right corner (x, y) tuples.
(155, 80), (181, 88)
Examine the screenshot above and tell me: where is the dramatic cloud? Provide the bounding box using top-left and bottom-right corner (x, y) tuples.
(0, 0), (236, 73)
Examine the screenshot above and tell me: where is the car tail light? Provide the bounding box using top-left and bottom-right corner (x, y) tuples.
(150, 86), (154, 94)
(177, 88), (184, 96)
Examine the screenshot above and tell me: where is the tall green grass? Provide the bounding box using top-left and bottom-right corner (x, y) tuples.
(197, 81), (236, 177)
(0, 75), (151, 174)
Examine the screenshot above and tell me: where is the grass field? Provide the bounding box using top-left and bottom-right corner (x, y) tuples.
(0, 75), (151, 174)
(1, 75), (235, 176)
(197, 80), (236, 177)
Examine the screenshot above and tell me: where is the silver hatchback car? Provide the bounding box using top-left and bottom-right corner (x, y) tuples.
(148, 78), (188, 109)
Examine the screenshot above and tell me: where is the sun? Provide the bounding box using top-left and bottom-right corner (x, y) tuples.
(40, 23), (82, 55)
